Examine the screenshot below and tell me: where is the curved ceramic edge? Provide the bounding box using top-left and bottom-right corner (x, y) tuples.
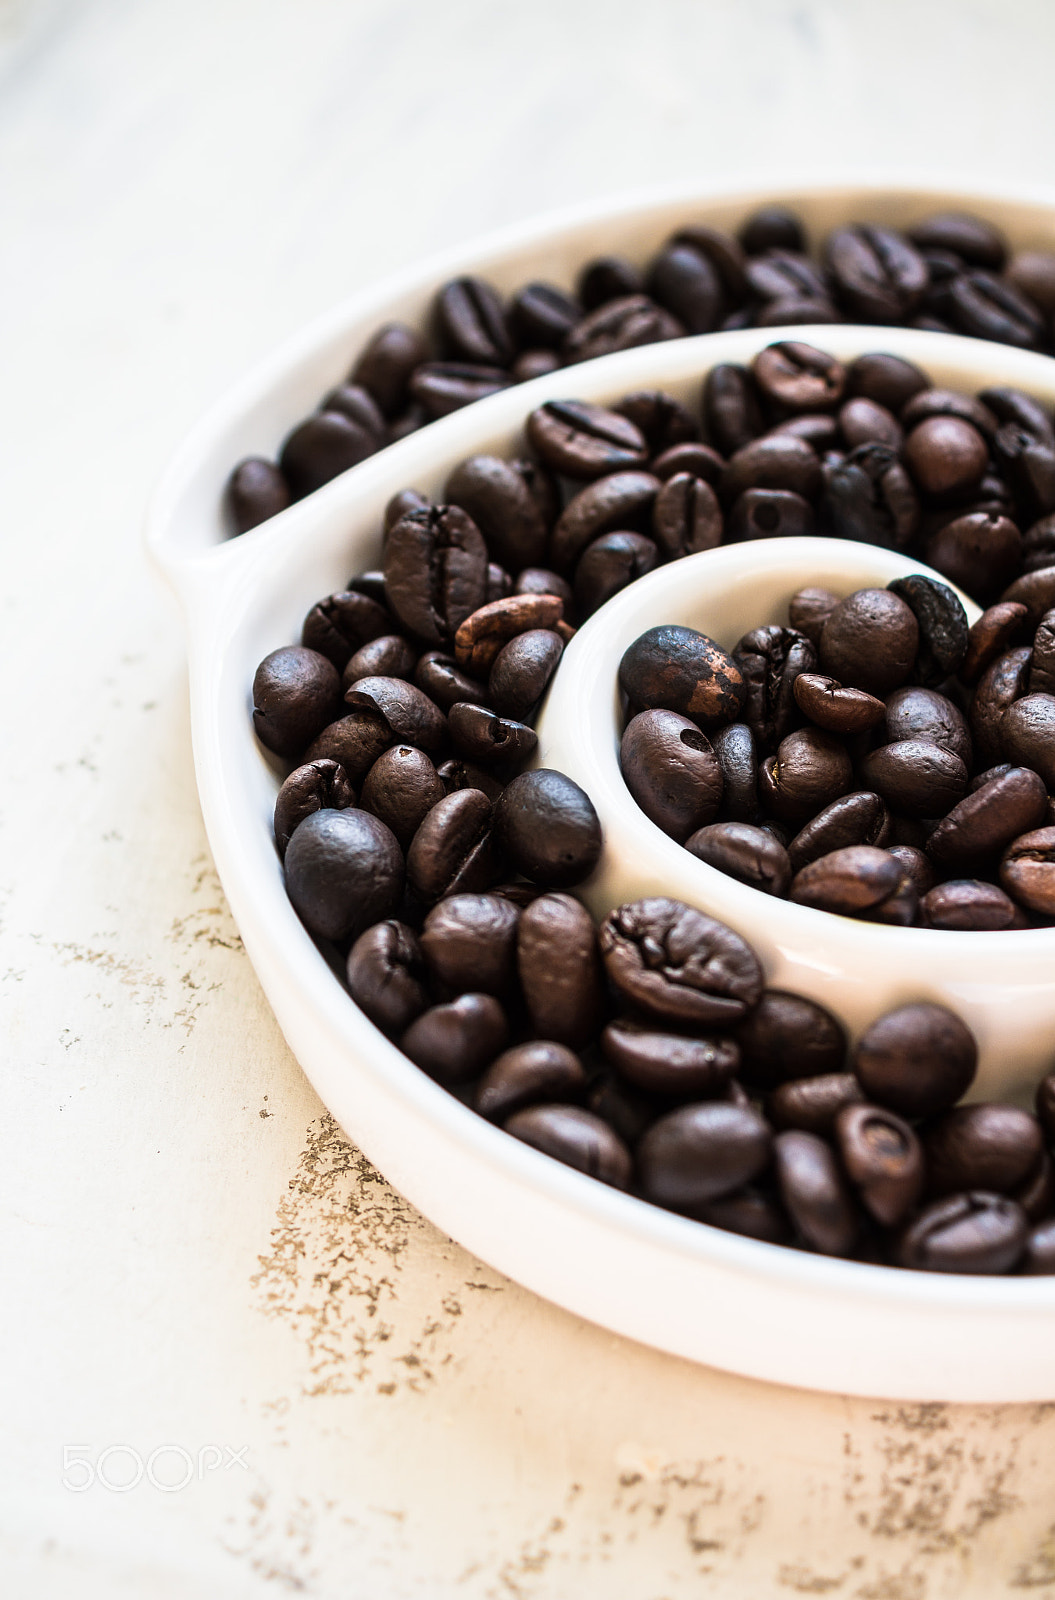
(146, 172), (1055, 594)
(177, 325), (1055, 1402)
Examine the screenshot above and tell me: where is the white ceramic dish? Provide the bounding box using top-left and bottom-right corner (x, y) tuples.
(149, 319), (1055, 1403)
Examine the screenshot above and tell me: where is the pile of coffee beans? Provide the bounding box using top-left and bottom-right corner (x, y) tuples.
(619, 576), (1055, 930)
(227, 204), (1055, 534)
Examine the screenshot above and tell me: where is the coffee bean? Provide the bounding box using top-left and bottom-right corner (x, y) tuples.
(493, 769), (602, 888)
(651, 472), (724, 557)
(651, 441), (725, 483)
(898, 1192), (1027, 1274)
(577, 255), (643, 309)
(600, 1018), (738, 1100)
(1022, 1218), (1055, 1274)
(948, 271), (1045, 349)
(343, 634), (417, 687)
(384, 505), (489, 646)
(927, 767), (1048, 868)
(419, 892), (520, 1000)
(695, 1187), (794, 1245)
(284, 807), (404, 942)
(735, 990), (847, 1089)
(819, 588), (918, 696)
(359, 745), (445, 848)
(301, 589), (392, 671)
(279, 410), (377, 498)
(1000, 826), (1055, 916)
(447, 702), (538, 766)
(413, 651), (488, 714)
(772, 413), (841, 450)
(970, 646), (1031, 767)
(861, 740), (968, 818)
(995, 426), (1055, 523)
(406, 788), (501, 902)
(504, 1104), (632, 1189)
(721, 434), (822, 504)
(961, 602), (1029, 685)
(836, 1104), (923, 1227)
(599, 898), (762, 1028)
(616, 389), (700, 452)
(1002, 693), (1055, 787)
(904, 415), (989, 500)
(345, 676), (446, 752)
(1001, 564), (1055, 626)
(550, 470), (660, 574)
(345, 920), (428, 1036)
(887, 574), (969, 685)
(820, 444), (920, 551)
(921, 879), (1023, 931)
(702, 363), (763, 455)
(752, 340), (846, 411)
(515, 567), (574, 610)
(793, 673), (885, 735)
(509, 281), (580, 349)
(887, 844), (935, 896)
(767, 1074), (865, 1135)
(825, 225), (928, 321)
(745, 249), (832, 305)
(305, 709), (392, 781)
(924, 1104), (1044, 1198)
(788, 586), (839, 645)
(619, 625), (746, 728)
(845, 351), (929, 411)
(274, 759), (357, 857)
(517, 892), (605, 1048)
(786, 791), (890, 872)
(739, 206), (805, 255)
(1028, 609), (1055, 694)
(774, 1130), (859, 1255)
(453, 592), (564, 677)
(727, 487), (815, 543)
(475, 1041), (587, 1122)
(1007, 251), (1055, 314)
(574, 531), (659, 616)
(351, 322), (429, 418)
(444, 455), (553, 572)
(759, 727), (854, 824)
(884, 686), (972, 766)
(839, 396), (903, 450)
(620, 709), (724, 842)
(789, 845), (903, 917)
(854, 1001), (976, 1117)
(563, 295), (684, 364)
(487, 628), (563, 721)
(527, 399), (649, 480)
(907, 211), (1007, 268)
(639, 1103), (772, 1210)
(712, 722), (759, 822)
(410, 361), (512, 419)
(253, 646), (343, 759)
(685, 821), (791, 896)
(924, 512), (1022, 604)
(980, 385), (1055, 448)
(402, 992), (508, 1086)
(513, 350), (560, 381)
(321, 383), (386, 442)
(435, 276), (511, 366)
(755, 295), (841, 327)
(648, 240), (722, 332)
(228, 457), (291, 532)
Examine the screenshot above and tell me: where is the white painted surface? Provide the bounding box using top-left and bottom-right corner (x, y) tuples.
(7, 0), (1055, 1592)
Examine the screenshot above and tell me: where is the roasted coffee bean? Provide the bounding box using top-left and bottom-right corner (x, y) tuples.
(921, 879), (1023, 931)
(615, 389), (700, 452)
(772, 413), (841, 449)
(509, 281), (580, 349)
(351, 322), (429, 418)
(904, 415), (989, 500)
(825, 225), (928, 321)
(1007, 250), (1055, 313)
(883, 686), (971, 767)
(961, 602), (1030, 684)
(305, 709), (392, 781)
(734, 990), (847, 1089)
(886, 574), (969, 685)
(745, 248), (831, 305)
(279, 410), (377, 498)
(1001, 564), (1055, 626)
(527, 399), (649, 479)
(793, 673), (885, 734)
(845, 351), (929, 410)
(1000, 826), (1055, 916)
(453, 592), (564, 676)
(515, 566), (574, 609)
(444, 455), (553, 572)
(359, 745), (445, 847)
(406, 788), (501, 901)
(621, 710), (724, 841)
(980, 385), (1055, 447)
(651, 472), (723, 557)
(273, 759), (357, 857)
(907, 211), (1006, 269)
(383, 491), (430, 537)
(860, 740), (968, 818)
(413, 650), (489, 713)
(284, 808), (403, 942)
(574, 531), (659, 616)
(1022, 1218), (1055, 1275)
(721, 434), (822, 504)
(435, 275), (511, 366)
(504, 1104), (632, 1189)
(228, 458), (291, 532)
(739, 206), (805, 255)
(388, 403), (427, 441)
(253, 646), (343, 759)
(752, 340), (846, 412)
(994, 426), (1055, 522)
(648, 240), (722, 332)
(820, 443), (920, 550)
(854, 1002), (977, 1117)
(1028, 609), (1055, 694)
(759, 727), (853, 824)
(767, 1074), (865, 1135)
(755, 295), (841, 327)
(727, 487), (814, 542)
(487, 628), (563, 721)
(684, 821), (791, 896)
(887, 844), (935, 896)
(447, 702), (538, 766)
(788, 586), (839, 645)
(599, 898), (763, 1028)
(410, 361), (512, 419)
(419, 892), (520, 999)
(343, 634), (417, 687)
(970, 646), (1031, 767)
(948, 271), (1045, 349)
(577, 254), (643, 310)
(836, 1104), (923, 1227)
(786, 791), (890, 872)
(384, 505), (489, 646)
(898, 1193), (1027, 1274)
(819, 589), (918, 695)
(924, 512), (1022, 604)
(839, 396), (903, 450)
(493, 769), (601, 888)
(924, 1104), (1044, 1198)
(563, 294), (683, 364)
(774, 1130), (859, 1255)
(651, 440), (725, 483)
(639, 1103), (771, 1210)
(789, 845), (903, 916)
(322, 382), (386, 442)
(695, 1187), (793, 1245)
(601, 1018), (738, 1099)
(345, 676), (446, 752)
(517, 892), (605, 1048)
(702, 363), (763, 455)
(734, 624), (817, 748)
(475, 1041), (587, 1122)
(1002, 693), (1055, 786)
(927, 768), (1048, 867)
(550, 470), (660, 573)
(712, 722), (759, 822)
(513, 347), (560, 380)
(402, 992), (508, 1085)
(619, 624), (746, 728)
(301, 589), (391, 670)
(346, 918), (429, 1036)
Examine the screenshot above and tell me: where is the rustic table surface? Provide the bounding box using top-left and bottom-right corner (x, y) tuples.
(5, 0), (1055, 1594)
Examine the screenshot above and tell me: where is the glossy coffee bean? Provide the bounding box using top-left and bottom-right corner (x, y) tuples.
(493, 769), (601, 889)
(920, 879), (1023, 931)
(454, 592), (563, 676)
(1000, 827), (1055, 916)
(447, 702), (537, 767)
(927, 767), (1048, 867)
(616, 388), (700, 451)
(599, 897), (763, 1028)
(1022, 1218), (1055, 1275)
(925, 512), (1022, 604)
(886, 844), (935, 896)
(406, 788), (501, 902)
(321, 383), (385, 443)
(273, 759), (356, 857)
(685, 821), (791, 896)
(733, 626), (818, 749)
(619, 624), (746, 728)
(1028, 609), (1055, 694)
(738, 206), (805, 254)
(527, 399), (649, 479)
(651, 441), (725, 483)
(574, 531), (658, 616)
(695, 1187), (794, 1245)
(980, 384), (1055, 447)
(279, 410), (378, 498)
(735, 990), (847, 1089)
(888, 574), (969, 685)
(419, 892), (520, 999)
(638, 1103), (772, 1209)
(384, 505), (488, 646)
(1001, 565), (1055, 627)
(1002, 694), (1055, 787)
(835, 1104), (923, 1227)
(651, 472), (724, 557)
(302, 589), (391, 670)
(577, 254), (643, 310)
(853, 1002), (977, 1117)
(819, 588), (918, 696)
(960, 602), (1029, 685)
(788, 586), (839, 645)
(860, 741), (968, 819)
(351, 322), (428, 418)
(402, 992), (508, 1086)
(774, 1130), (859, 1255)
(343, 634), (417, 687)
(601, 1018), (738, 1099)
(475, 1042), (587, 1122)
(898, 1192), (1027, 1274)
(284, 808), (404, 942)
(970, 647), (1031, 768)
(745, 247), (831, 304)
(883, 686), (971, 767)
(793, 673), (885, 734)
(772, 413), (840, 449)
(444, 455), (553, 573)
(436, 275), (511, 366)
(712, 722), (759, 822)
(228, 457), (291, 532)
(727, 487), (815, 543)
(508, 281), (580, 349)
(904, 415), (988, 500)
(252, 646), (342, 760)
(621, 709), (724, 841)
(789, 845), (902, 916)
(839, 397), (902, 450)
(305, 709), (392, 781)
(759, 727), (853, 824)
(487, 628), (564, 721)
(410, 361), (512, 419)
(563, 294), (684, 365)
(752, 340), (846, 411)
(505, 1104), (632, 1189)
(825, 225), (928, 321)
(515, 566), (574, 610)
(359, 745), (445, 847)
(721, 434), (822, 504)
(767, 1074), (864, 1135)
(924, 1104), (1044, 1198)
(345, 676), (446, 752)
(648, 240), (722, 332)
(702, 363), (763, 455)
(413, 651), (488, 714)
(949, 271), (1045, 349)
(550, 471), (659, 573)
(517, 892), (605, 1049)
(786, 793), (890, 872)
(907, 211), (1007, 269)
(845, 351), (928, 411)
(345, 920), (428, 1036)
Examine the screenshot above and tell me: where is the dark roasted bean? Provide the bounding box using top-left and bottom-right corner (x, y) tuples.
(509, 282), (580, 349)
(746, 248), (831, 304)
(352, 322), (429, 418)
(651, 440), (725, 483)
(980, 385), (1055, 447)
(921, 879), (1023, 931)
(1022, 1219), (1055, 1275)
(639, 1103), (772, 1210)
(861, 740), (968, 819)
(767, 1074), (864, 1135)
(599, 897), (763, 1028)
(359, 745), (445, 848)
(517, 892), (604, 1049)
(527, 399), (649, 479)
(695, 1188), (793, 1245)
(907, 211), (1007, 268)
(788, 586), (839, 645)
(772, 413), (841, 449)
(924, 1104), (1044, 1198)
(685, 821), (792, 896)
(284, 807), (403, 942)
(1000, 826), (1055, 916)
(1002, 693), (1055, 787)
(727, 487), (814, 542)
(447, 701), (538, 766)
(759, 727), (854, 824)
(619, 624), (746, 727)
(384, 505), (489, 646)
(574, 531), (658, 616)
(402, 992), (508, 1085)
(786, 791), (890, 872)
(279, 410), (377, 497)
(739, 206), (805, 254)
(961, 602), (1030, 685)
(844, 351), (929, 411)
(345, 676), (446, 752)
(410, 361), (512, 419)
(734, 625), (817, 748)
(927, 768), (1048, 868)
(515, 566), (574, 610)
(789, 845), (903, 916)
(734, 990), (846, 1090)
(413, 650), (489, 713)
(925, 512), (1022, 604)
(886, 574), (969, 685)
(302, 589), (391, 670)
(702, 363), (763, 455)
(453, 592), (564, 676)
(970, 646), (1032, 767)
(406, 788), (502, 901)
(563, 294), (683, 364)
(836, 1104), (923, 1227)
(793, 673), (885, 734)
(475, 1042), (587, 1122)
(253, 646), (343, 759)
(884, 686), (971, 766)
(227, 458), (291, 532)
(305, 709), (392, 781)
(346, 920), (428, 1036)
(487, 628), (563, 721)
(493, 769), (601, 889)
(887, 844), (935, 896)
(577, 254), (643, 309)
(853, 1002), (977, 1117)
(898, 1193), (1027, 1274)
(648, 239), (722, 332)
(722, 434), (822, 504)
(436, 276), (511, 366)
(948, 271), (1045, 348)
(995, 426), (1055, 523)
(419, 892), (520, 999)
(444, 455), (553, 572)
(839, 396), (903, 450)
(274, 759), (356, 857)
(652, 472), (724, 557)
(1001, 564), (1055, 625)
(712, 722), (759, 822)
(819, 588), (918, 694)
(504, 1104), (632, 1188)
(621, 709), (724, 842)
(343, 634), (417, 687)
(322, 383), (386, 441)
(752, 340), (846, 412)
(904, 415), (988, 499)
(774, 1131), (859, 1255)
(821, 443), (920, 550)
(602, 1018), (738, 1099)
(616, 389), (700, 452)
(825, 225), (928, 321)
(550, 470), (659, 574)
